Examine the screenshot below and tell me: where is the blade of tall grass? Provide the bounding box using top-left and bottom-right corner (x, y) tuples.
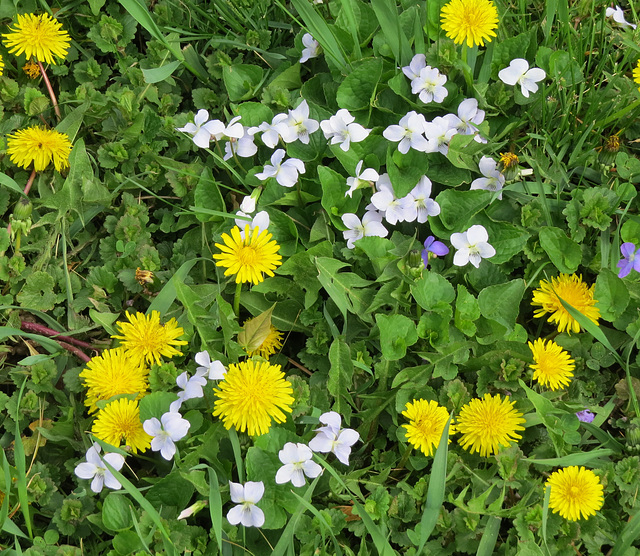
(541, 484), (551, 555)
(522, 448), (615, 466)
(338, 0), (362, 58)
(611, 508), (640, 556)
(129, 508), (154, 553)
(148, 258), (203, 315)
(272, 477), (319, 556)
(12, 379), (32, 539)
(289, 489), (343, 556)
(286, 0), (349, 72)
(208, 467), (224, 555)
(476, 515), (502, 556)
(416, 414), (453, 554)
(370, 0), (412, 66)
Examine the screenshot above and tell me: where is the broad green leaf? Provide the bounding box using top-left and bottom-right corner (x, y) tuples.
(141, 59), (182, 84)
(223, 64), (264, 102)
(376, 313), (418, 361)
(16, 271), (59, 312)
(336, 57), (383, 111)
(102, 494), (133, 532)
(539, 226), (580, 274)
(146, 473), (195, 510)
(478, 279), (525, 332)
(595, 269), (629, 322)
(411, 271), (455, 310)
(435, 189), (491, 231)
(328, 338), (354, 415)
(315, 256), (373, 320)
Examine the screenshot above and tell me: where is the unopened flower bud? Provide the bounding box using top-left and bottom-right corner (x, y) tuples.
(13, 197), (32, 220)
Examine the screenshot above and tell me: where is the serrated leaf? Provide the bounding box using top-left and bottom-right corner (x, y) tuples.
(16, 271), (59, 311)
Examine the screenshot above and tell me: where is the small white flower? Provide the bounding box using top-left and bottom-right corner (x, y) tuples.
(223, 115), (245, 140)
(320, 109), (371, 152)
(235, 210), (270, 239)
(177, 500), (208, 520)
(300, 33), (320, 63)
(370, 183), (414, 225)
(176, 109), (225, 149)
(248, 114), (289, 149)
(223, 128), (258, 160)
(345, 160), (379, 197)
(227, 481), (265, 528)
(309, 411), (360, 465)
(383, 111), (429, 154)
(402, 53), (427, 81)
(280, 100), (320, 144)
(498, 59), (546, 98)
(143, 412), (191, 460)
(455, 98), (486, 140)
(411, 66), (448, 104)
(170, 371), (207, 412)
(239, 195), (256, 214)
(194, 351), (227, 380)
(406, 176), (441, 223)
(450, 224), (496, 268)
(606, 6), (637, 29)
(341, 211), (388, 249)
(74, 443), (125, 493)
(470, 156), (505, 200)
(424, 115), (459, 155)
(275, 442), (322, 487)
(255, 149), (306, 187)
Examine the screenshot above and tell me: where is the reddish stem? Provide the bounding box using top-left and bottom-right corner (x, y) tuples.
(20, 321), (96, 350)
(57, 341), (91, 363)
(37, 61), (61, 120)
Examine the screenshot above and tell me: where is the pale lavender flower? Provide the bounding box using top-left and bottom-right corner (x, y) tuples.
(143, 411), (191, 460)
(406, 176), (441, 223)
(421, 236), (449, 268)
(450, 224), (495, 268)
(194, 351), (227, 380)
(617, 242), (640, 278)
(255, 149), (306, 187)
(402, 53), (427, 81)
(275, 442), (322, 487)
(248, 113), (289, 148)
(320, 109), (370, 152)
(411, 66), (448, 104)
(383, 111), (429, 154)
(341, 211), (388, 249)
(74, 443), (125, 493)
(498, 59), (546, 98)
(576, 410), (595, 424)
(345, 160), (379, 197)
(280, 100), (320, 144)
(227, 481), (265, 527)
(170, 371), (207, 412)
(470, 156), (506, 199)
(176, 109), (225, 148)
(455, 98), (486, 141)
(309, 411), (359, 465)
(300, 33), (320, 63)
(606, 6), (637, 29)
(424, 115), (459, 155)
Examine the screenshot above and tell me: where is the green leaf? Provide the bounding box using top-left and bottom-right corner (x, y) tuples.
(141, 59), (182, 84)
(435, 189), (491, 231)
(315, 257), (373, 320)
(237, 305), (275, 353)
(138, 392), (178, 422)
(193, 168), (226, 222)
(102, 494), (133, 532)
(336, 57), (383, 111)
(16, 271), (59, 312)
(477, 279), (525, 332)
(386, 148), (430, 198)
(376, 313), (418, 361)
(223, 64), (264, 102)
(411, 271), (455, 310)
(539, 226), (581, 273)
(328, 339), (354, 415)
(595, 269), (629, 322)
(454, 285), (480, 337)
(146, 473), (195, 510)
(236, 102), (273, 128)
(370, 0), (412, 65)
(612, 506), (640, 556)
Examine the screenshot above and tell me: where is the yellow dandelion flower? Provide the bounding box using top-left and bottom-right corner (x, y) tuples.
(633, 60), (640, 91)
(528, 338), (575, 391)
(91, 397), (151, 454)
(440, 0), (499, 48)
(135, 268), (154, 286)
(7, 126), (72, 172)
(80, 348), (149, 413)
(23, 60), (41, 79)
(402, 399), (450, 457)
(213, 225), (282, 285)
(245, 322), (284, 358)
(531, 274), (600, 334)
(2, 13), (71, 65)
(212, 359), (294, 436)
(0, 54), (4, 76)
(112, 310), (187, 367)
(456, 393), (525, 457)
(546, 466), (604, 521)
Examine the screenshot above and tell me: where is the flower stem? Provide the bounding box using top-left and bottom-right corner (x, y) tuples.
(37, 61), (61, 121)
(397, 444), (413, 470)
(233, 281), (242, 317)
(7, 169), (37, 239)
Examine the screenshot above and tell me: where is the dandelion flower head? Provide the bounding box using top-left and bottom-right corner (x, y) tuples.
(212, 359), (294, 436)
(440, 0), (499, 48)
(528, 338), (575, 390)
(213, 225), (282, 285)
(3, 13), (71, 65)
(546, 466), (604, 521)
(112, 310), (187, 367)
(531, 274), (600, 334)
(91, 397), (151, 454)
(456, 393), (525, 457)
(402, 399), (450, 457)
(7, 126), (72, 172)
(80, 348), (149, 413)
(0, 54), (4, 76)
(22, 59), (41, 78)
(634, 60), (640, 91)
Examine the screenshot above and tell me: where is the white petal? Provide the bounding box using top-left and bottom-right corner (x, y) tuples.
(477, 242), (496, 259)
(499, 64), (524, 86)
(319, 411), (342, 431)
(332, 444), (353, 465)
(468, 252), (482, 268)
(336, 428), (360, 448)
(243, 481), (265, 504)
(193, 110), (210, 126)
(382, 125), (405, 142)
(194, 351), (211, 368)
(278, 442), (300, 465)
(227, 504), (244, 525)
(192, 128), (211, 149)
(478, 156), (497, 176)
(347, 123), (370, 143)
(359, 168), (379, 181)
(75, 462), (97, 480)
(103, 452), (125, 471)
(453, 249), (470, 266)
(302, 460), (323, 478)
(159, 439), (177, 460)
(309, 432), (334, 453)
(143, 417), (162, 437)
(244, 505), (265, 527)
(208, 360), (226, 380)
(103, 472), (122, 491)
(239, 196), (256, 214)
(275, 464), (294, 484)
(229, 481), (245, 503)
(290, 468), (306, 488)
(449, 232), (469, 250)
(90, 474), (105, 493)
(276, 165), (300, 187)
(163, 413), (190, 440)
(466, 224), (489, 245)
(525, 67), (546, 82)
(341, 213), (361, 230)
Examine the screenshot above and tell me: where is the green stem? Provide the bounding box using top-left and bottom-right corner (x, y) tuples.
(233, 281), (242, 317)
(397, 444), (413, 470)
(461, 44), (473, 90)
(597, 97), (640, 128)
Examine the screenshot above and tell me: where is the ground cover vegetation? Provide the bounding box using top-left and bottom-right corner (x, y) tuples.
(0, 0), (639, 554)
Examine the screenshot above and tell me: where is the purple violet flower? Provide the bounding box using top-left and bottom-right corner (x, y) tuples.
(617, 242), (640, 278)
(576, 409), (595, 423)
(421, 236), (449, 268)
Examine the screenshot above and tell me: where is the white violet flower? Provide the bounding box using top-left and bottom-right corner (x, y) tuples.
(383, 111), (429, 154)
(280, 100), (320, 144)
(255, 149), (306, 187)
(300, 33), (320, 63)
(239, 194), (257, 214)
(74, 443), (125, 493)
(424, 115), (459, 155)
(275, 442), (322, 487)
(341, 211), (388, 249)
(143, 412), (191, 460)
(170, 370), (207, 412)
(411, 66), (448, 104)
(223, 128), (258, 160)
(470, 156), (506, 200)
(345, 160), (379, 197)
(606, 6), (637, 29)
(370, 183), (414, 225)
(320, 109), (371, 152)
(176, 109), (225, 149)
(498, 59), (546, 98)
(227, 481), (265, 528)
(402, 53), (427, 81)
(194, 350), (227, 380)
(455, 98), (486, 141)
(309, 411), (360, 465)
(407, 176), (441, 223)
(248, 113), (289, 149)
(450, 224), (496, 268)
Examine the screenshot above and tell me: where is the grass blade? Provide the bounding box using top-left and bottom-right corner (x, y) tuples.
(208, 467), (224, 555)
(272, 477), (319, 556)
(13, 379), (32, 539)
(611, 508), (640, 556)
(370, 0), (412, 66)
(288, 489), (343, 556)
(417, 413), (453, 553)
(476, 515), (502, 556)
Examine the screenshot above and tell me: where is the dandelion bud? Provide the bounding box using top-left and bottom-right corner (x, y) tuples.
(13, 197), (32, 220)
